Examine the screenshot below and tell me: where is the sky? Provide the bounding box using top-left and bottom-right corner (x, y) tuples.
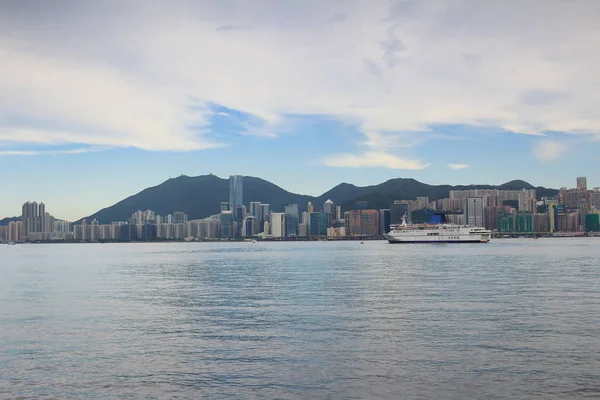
(1, 0), (600, 221)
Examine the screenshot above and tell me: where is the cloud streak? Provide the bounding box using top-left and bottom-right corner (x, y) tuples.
(448, 164), (470, 170)
(323, 151), (429, 170)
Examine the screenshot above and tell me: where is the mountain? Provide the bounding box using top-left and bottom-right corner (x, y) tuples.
(77, 174), (559, 224)
(0, 217), (20, 227)
(78, 175), (320, 224)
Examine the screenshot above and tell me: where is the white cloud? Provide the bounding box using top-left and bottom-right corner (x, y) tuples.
(448, 164), (470, 170)
(323, 151), (429, 170)
(0, 0), (599, 156)
(532, 140), (566, 162)
(0, 146), (111, 156)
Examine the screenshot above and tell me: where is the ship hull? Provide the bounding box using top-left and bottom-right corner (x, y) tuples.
(387, 238), (489, 244)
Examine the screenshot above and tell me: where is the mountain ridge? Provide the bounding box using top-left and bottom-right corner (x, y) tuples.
(71, 175), (559, 225)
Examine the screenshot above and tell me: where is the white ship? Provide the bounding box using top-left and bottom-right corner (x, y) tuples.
(386, 215), (491, 244)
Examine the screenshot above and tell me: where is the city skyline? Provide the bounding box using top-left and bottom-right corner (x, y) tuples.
(2, 1), (600, 220)
(3, 175), (600, 243)
(0, 174), (600, 222)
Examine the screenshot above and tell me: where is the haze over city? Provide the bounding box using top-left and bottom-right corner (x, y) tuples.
(1, 0), (599, 220)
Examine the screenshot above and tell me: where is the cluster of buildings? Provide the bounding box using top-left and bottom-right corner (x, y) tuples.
(2, 176), (600, 243)
(0, 202), (71, 243)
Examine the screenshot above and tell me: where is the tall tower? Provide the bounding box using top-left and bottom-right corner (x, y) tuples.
(464, 197), (485, 227)
(229, 175), (243, 220)
(577, 177), (587, 191)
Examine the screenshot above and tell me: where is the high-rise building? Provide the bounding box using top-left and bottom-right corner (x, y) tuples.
(335, 206), (342, 221)
(242, 216), (256, 237)
(220, 202), (230, 212)
(307, 202), (314, 213)
(172, 211), (187, 224)
(533, 213), (549, 233)
(260, 204), (270, 226)
(308, 212), (328, 236)
(379, 209), (391, 234)
(271, 213), (286, 238)
(220, 211), (234, 238)
(548, 204), (556, 232)
(464, 197), (485, 227)
(516, 213), (534, 232)
(591, 191), (600, 210)
(249, 202), (262, 234)
(360, 210), (379, 236)
(284, 204), (299, 237)
(585, 213), (600, 232)
(229, 175), (243, 220)
(577, 176), (588, 191)
(323, 199), (334, 215)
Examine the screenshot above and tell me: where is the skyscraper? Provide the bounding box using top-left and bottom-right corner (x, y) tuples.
(323, 199), (334, 215)
(271, 213), (286, 238)
(249, 202), (262, 234)
(577, 176), (588, 191)
(379, 209), (391, 234)
(464, 197), (485, 227)
(260, 204), (270, 226)
(229, 175), (243, 220)
(284, 204), (299, 237)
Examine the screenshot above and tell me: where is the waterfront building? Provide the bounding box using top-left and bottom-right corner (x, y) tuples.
(308, 212), (328, 236)
(360, 210), (379, 236)
(591, 191), (600, 210)
(249, 202), (262, 234)
(344, 210), (379, 236)
(271, 213), (286, 238)
(585, 213), (600, 232)
(260, 204), (270, 226)
(284, 204), (299, 237)
(6, 221), (23, 242)
(498, 213), (515, 232)
(242, 216), (256, 237)
(516, 213), (534, 233)
(548, 204), (557, 232)
(327, 227), (346, 237)
(298, 223), (308, 237)
(335, 206), (342, 221)
(220, 211), (234, 238)
(379, 209), (391, 234)
(344, 210), (361, 236)
(464, 197), (485, 227)
(533, 213), (550, 233)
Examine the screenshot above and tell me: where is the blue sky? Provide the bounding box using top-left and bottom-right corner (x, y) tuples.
(1, 0), (599, 221)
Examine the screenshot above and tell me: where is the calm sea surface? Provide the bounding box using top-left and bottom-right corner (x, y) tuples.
(1, 239), (600, 399)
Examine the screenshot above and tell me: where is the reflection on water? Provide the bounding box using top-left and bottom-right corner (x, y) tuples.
(1, 240), (600, 399)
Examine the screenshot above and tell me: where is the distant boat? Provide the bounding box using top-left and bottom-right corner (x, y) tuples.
(7, 241), (15, 245)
